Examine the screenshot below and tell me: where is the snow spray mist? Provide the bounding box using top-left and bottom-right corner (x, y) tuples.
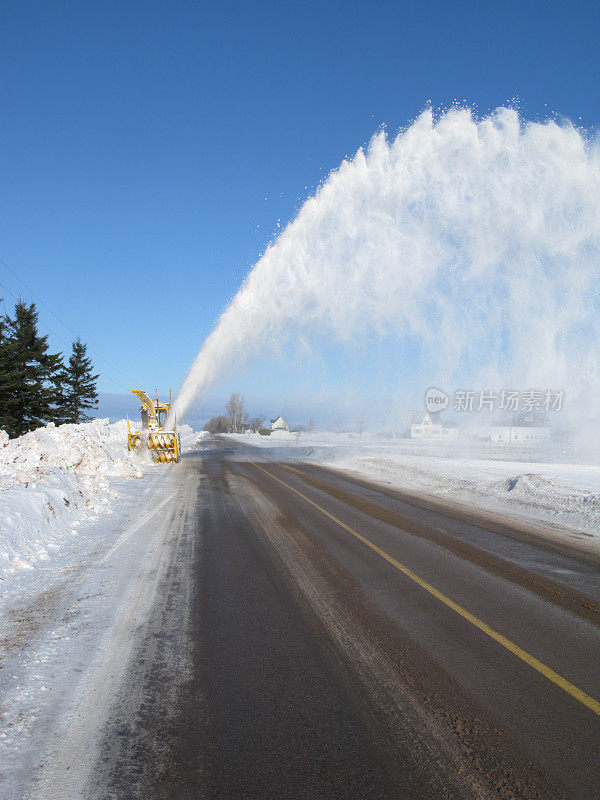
(172, 107), (600, 431)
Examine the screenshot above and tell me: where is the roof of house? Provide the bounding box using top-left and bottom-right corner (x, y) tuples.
(409, 411), (442, 425)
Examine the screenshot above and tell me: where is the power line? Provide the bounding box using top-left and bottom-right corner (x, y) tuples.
(0, 279), (130, 394)
(0, 256), (133, 390)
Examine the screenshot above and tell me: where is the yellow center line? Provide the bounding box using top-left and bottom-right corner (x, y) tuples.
(249, 460), (600, 718)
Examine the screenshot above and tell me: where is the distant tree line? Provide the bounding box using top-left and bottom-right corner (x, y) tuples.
(203, 392), (250, 434)
(203, 392), (310, 435)
(0, 300), (99, 438)
(203, 393), (260, 434)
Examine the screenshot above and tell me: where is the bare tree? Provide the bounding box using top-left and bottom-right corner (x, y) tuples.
(226, 392), (246, 433)
(249, 414), (265, 433)
(203, 415), (229, 434)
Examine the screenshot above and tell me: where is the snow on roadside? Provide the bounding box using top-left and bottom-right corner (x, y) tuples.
(326, 452), (600, 539)
(0, 419), (200, 580)
(227, 431), (600, 542)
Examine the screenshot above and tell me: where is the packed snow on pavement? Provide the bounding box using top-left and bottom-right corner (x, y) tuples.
(0, 418), (204, 799)
(0, 418), (199, 588)
(228, 430), (600, 546)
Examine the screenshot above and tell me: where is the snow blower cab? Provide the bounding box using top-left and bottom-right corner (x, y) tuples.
(127, 389), (181, 463)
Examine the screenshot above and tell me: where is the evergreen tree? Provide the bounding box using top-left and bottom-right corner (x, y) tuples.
(60, 337), (99, 423)
(3, 301), (64, 437)
(0, 304), (21, 435)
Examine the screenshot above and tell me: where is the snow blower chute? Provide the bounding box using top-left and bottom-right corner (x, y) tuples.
(127, 389), (181, 463)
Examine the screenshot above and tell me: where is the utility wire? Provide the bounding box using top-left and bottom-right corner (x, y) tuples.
(0, 279), (130, 394)
(0, 256), (133, 390)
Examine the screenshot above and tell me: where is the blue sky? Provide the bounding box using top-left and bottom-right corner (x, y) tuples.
(1, 0), (598, 422)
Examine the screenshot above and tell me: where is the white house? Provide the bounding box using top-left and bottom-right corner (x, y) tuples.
(469, 410), (551, 442)
(270, 416), (289, 431)
(410, 412), (459, 439)
(487, 426), (550, 443)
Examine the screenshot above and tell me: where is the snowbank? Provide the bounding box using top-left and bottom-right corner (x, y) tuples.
(327, 452), (600, 538)
(0, 419), (200, 577)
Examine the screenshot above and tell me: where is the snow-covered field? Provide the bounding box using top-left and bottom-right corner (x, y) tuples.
(229, 431), (600, 546)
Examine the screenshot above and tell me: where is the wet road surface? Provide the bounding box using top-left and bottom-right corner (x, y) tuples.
(90, 439), (600, 799)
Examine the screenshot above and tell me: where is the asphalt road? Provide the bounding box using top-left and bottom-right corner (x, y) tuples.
(91, 439), (600, 800)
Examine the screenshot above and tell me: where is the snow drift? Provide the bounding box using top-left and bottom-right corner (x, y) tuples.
(0, 419), (196, 577)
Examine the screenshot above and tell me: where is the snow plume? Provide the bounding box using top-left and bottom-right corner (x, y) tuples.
(173, 107), (600, 428)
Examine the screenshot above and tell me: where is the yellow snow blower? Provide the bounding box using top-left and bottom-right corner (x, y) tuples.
(127, 389), (181, 463)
